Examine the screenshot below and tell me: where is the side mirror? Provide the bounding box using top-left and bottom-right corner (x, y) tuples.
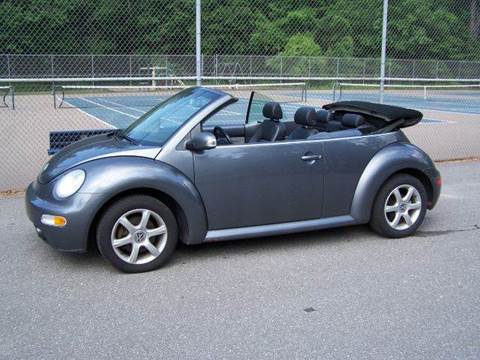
(186, 132), (217, 151)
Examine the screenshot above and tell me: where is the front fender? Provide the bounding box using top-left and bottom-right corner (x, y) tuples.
(351, 142), (436, 223)
(78, 156), (208, 244)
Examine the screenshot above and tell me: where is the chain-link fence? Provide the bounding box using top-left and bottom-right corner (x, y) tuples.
(4, 54), (480, 80)
(1, 0), (480, 191)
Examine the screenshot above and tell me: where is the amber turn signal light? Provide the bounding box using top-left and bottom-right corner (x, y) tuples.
(41, 214), (67, 227)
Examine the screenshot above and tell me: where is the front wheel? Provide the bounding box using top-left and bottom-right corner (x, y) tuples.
(370, 174), (427, 238)
(96, 195), (178, 273)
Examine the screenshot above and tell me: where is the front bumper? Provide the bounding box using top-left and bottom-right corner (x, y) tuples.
(425, 166), (441, 210)
(25, 181), (100, 252)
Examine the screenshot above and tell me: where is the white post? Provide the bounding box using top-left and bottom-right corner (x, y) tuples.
(196, 0), (202, 86)
(379, 0), (389, 104)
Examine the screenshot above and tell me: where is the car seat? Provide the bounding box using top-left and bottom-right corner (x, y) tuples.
(248, 102), (286, 143)
(287, 107), (319, 140)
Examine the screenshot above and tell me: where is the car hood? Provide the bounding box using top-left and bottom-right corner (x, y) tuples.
(38, 134), (160, 184)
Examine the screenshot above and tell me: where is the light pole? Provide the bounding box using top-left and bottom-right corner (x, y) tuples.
(379, 0), (389, 103)
(196, 0), (202, 86)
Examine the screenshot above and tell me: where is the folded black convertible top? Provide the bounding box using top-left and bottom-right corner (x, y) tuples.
(323, 101), (423, 128)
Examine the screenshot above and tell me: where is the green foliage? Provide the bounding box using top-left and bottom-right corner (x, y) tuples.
(0, 0), (479, 60)
(250, 18), (286, 55)
(281, 34), (322, 56)
(388, 0), (480, 60)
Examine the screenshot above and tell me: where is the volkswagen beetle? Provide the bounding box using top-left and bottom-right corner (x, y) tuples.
(26, 87), (441, 272)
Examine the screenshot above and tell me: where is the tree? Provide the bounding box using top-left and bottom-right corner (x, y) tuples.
(1, 0), (480, 62)
(281, 34), (322, 56)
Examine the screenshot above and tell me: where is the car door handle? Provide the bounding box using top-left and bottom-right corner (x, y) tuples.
(301, 154), (322, 161)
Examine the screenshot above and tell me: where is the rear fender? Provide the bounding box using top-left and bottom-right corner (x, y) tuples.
(351, 142), (436, 223)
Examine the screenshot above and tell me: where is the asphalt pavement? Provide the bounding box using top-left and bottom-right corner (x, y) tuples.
(1, 160), (479, 359)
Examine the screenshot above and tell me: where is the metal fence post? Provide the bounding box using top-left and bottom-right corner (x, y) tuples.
(379, 0), (389, 103)
(7, 54), (11, 78)
(129, 55), (132, 85)
(51, 55), (55, 94)
(250, 55), (253, 77)
(336, 58), (340, 78)
(50, 55), (55, 78)
(165, 55), (169, 86)
(195, 0), (202, 86)
(388, 59), (391, 79)
(91, 55), (95, 85)
(363, 58), (367, 82)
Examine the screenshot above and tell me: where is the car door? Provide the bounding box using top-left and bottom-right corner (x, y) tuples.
(192, 140), (325, 230)
(191, 92), (325, 230)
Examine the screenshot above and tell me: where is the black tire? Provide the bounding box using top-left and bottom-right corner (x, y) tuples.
(96, 195), (178, 273)
(370, 174), (427, 238)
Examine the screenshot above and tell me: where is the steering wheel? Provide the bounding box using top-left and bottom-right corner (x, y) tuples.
(213, 126), (232, 145)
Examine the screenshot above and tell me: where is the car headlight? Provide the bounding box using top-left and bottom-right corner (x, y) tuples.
(54, 169), (86, 198)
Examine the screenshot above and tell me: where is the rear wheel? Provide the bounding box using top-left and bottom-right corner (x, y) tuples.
(96, 195), (178, 273)
(370, 174), (427, 238)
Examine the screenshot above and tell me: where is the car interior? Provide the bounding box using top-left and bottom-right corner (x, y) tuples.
(202, 98), (382, 146)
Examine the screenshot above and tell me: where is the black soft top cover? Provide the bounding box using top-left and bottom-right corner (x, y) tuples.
(323, 101), (422, 128)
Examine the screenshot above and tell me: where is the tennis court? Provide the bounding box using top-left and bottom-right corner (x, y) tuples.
(55, 84), (308, 129)
(55, 84), (448, 129)
(329, 83), (480, 115)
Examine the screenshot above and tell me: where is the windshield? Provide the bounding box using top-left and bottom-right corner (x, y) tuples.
(123, 87), (222, 146)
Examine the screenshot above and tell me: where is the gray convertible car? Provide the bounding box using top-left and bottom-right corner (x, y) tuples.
(26, 87), (441, 272)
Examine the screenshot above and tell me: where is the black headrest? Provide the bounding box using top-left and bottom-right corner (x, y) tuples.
(262, 102), (283, 120)
(341, 114), (365, 128)
(294, 107), (317, 127)
(315, 109), (329, 124)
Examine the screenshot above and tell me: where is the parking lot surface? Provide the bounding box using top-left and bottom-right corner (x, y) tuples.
(1, 160), (479, 359)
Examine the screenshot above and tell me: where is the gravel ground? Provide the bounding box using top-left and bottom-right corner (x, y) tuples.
(1, 161), (479, 359)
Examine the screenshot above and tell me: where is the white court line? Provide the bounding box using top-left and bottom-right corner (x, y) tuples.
(61, 98), (116, 129)
(219, 109), (242, 116)
(417, 108), (480, 116)
(419, 118), (456, 125)
(73, 106), (116, 128)
(282, 104), (306, 109)
(80, 96), (180, 127)
(98, 98), (147, 114)
(77, 97), (138, 118)
(101, 97), (244, 116)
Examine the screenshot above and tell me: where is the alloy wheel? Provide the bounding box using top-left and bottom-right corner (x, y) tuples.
(111, 208), (168, 265)
(384, 184), (422, 231)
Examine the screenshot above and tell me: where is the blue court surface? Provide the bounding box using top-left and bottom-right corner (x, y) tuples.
(64, 95), (304, 129)
(63, 92), (449, 129)
(311, 90), (480, 115)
